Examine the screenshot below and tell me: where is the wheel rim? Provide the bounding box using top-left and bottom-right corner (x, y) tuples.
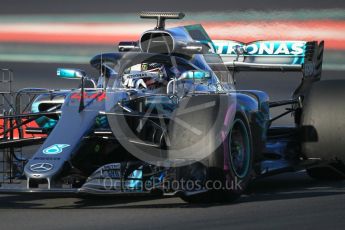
(228, 119), (251, 179)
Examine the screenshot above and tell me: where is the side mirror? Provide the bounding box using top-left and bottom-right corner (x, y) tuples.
(57, 68), (87, 79)
(180, 70), (211, 80)
(57, 68), (89, 112)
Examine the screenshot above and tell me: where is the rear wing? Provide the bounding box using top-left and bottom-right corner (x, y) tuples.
(213, 40), (324, 79)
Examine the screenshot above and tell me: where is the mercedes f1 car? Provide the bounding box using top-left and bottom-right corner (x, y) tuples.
(0, 12), (344, 203)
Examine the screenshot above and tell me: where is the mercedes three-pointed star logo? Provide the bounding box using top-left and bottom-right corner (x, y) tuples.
(30, 163), (53, 172)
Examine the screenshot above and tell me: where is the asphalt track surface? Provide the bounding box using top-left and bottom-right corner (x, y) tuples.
(0, 62), (344, 229)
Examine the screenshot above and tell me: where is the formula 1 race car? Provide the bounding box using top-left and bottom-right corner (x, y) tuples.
(0, 12), (344, 203)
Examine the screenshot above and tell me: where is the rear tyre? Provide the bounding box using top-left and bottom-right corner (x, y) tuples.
(301, 80), (345, 180)
(181, 115), (254, 203)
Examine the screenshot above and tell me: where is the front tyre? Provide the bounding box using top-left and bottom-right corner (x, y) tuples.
(222, 116), (254, 202)
(181, 115), (254, 203)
